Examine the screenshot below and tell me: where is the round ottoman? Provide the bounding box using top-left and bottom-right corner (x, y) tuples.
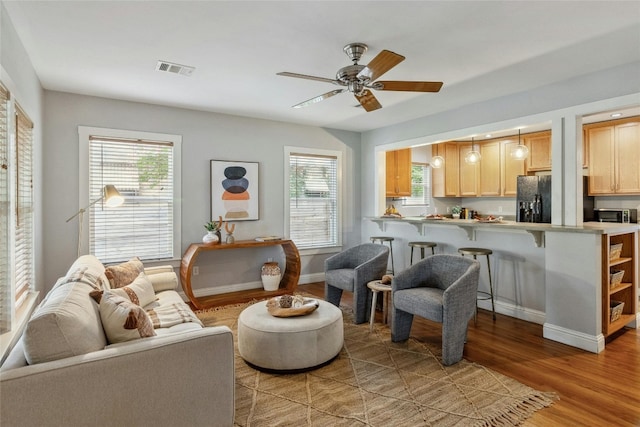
(238, 299), (343, 371)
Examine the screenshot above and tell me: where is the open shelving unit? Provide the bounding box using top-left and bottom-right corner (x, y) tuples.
(602, 231), (638, 338)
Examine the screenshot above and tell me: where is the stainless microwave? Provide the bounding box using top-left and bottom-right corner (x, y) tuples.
(593, 208), (637, 223)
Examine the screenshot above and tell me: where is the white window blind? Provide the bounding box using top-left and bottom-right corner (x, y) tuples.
(288, 151), (339, 249)
(0, 84), (9, 333)
(88, 136), (174, 263)
(14, 103), (34, 312)
(404, 163), (432, 206)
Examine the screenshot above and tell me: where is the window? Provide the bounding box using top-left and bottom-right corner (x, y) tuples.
(0, 83), (10, 333)
(79, 127), (181, 264)
(285, 147), (342, 250)
(0, 83), (35, 339)
(403, 162), (432, 206)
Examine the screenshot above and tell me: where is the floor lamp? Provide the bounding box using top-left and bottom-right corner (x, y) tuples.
(66, 184), (124, 257)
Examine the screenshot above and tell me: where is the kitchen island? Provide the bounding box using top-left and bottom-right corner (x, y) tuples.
(365, 216), (639, 353)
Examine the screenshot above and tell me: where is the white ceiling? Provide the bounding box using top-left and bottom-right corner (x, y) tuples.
(3, 1), (640, 133)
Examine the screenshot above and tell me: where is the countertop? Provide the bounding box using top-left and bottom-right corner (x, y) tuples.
(367, 216), (639, 246)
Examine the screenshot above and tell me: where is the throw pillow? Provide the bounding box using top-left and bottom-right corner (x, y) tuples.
(104, 257), (144, 288)
(98, 292), (156, 344)
(109, 272), (156, 307)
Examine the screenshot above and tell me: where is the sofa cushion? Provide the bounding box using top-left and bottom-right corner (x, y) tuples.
(105, 257), (144, 288)
(109, 272), (156, 307)
(99, 292), (156, 344)
(23, 281), (107, 365)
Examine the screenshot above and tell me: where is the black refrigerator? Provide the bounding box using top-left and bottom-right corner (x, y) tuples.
(516, 176), (594, 223)
(516, 175), (552, 223)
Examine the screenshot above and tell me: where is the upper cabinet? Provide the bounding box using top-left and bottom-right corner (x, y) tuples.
(385, 148), (412, 197)
(432, 137), (525, 198)
(432, 142), (459, 197)
(502, 138), (526, 197)
(479, 140), (501, 196)
(458, 143), (479, 196)
(586, 117), (640, 195)
(524, 131), (552, 172)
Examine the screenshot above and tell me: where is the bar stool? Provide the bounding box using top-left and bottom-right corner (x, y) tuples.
(458, 247), (496, 321)
(408, 241), (437, 265)
(370, 236), (395, 274)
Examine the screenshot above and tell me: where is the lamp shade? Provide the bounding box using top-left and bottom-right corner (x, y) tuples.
(103, 185), (124, 207)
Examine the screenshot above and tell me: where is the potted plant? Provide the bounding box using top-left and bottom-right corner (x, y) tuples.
(203, 217), (223, 244)
(451, 205), (462, 219)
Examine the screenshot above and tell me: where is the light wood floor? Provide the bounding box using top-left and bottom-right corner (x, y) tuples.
(299, 282), (640, 427)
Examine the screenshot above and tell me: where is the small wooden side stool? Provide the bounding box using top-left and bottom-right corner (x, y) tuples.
(367, 280), (392, 332)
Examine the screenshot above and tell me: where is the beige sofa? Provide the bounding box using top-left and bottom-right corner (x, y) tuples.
(1, 255), (234, 427)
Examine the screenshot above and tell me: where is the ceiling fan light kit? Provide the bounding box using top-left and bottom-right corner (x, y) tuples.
(277, 42), (443, 112)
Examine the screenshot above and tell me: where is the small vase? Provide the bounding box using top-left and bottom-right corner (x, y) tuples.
(202, 231), (219, 244)
(452, 213), (460, 219)
(261, 261), (281, 291)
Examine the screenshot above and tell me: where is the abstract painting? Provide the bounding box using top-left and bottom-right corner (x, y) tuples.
(210, 160), (259, 221)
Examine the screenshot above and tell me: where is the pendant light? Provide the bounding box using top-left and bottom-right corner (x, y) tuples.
(431, 143), (444, 168)
(511, 129), (529, 160)
(464, 137), (481, 164)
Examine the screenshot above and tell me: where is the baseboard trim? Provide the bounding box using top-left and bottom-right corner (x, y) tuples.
(477, 299), (546, 325)
(543, 322), (605, 353)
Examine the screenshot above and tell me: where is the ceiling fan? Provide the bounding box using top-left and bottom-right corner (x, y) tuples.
(277, 42), (443, 112)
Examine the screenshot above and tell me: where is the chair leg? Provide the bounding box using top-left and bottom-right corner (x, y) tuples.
(369, 290), (378, 332)
(485, 254), (496, 321)
(391, 309), (413, 342)
(442, 318), (469, 366)
(325, 285), (343, 308)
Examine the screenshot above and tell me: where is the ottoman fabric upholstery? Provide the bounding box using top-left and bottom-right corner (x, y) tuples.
(238, 299), (343, 371)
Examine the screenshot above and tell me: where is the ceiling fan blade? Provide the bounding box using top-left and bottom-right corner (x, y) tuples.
(355, 90), (382, 112)
(277, 72), (340, 85)
(375, 81), (444, 92)
(357, 50), (405, 82)
(292, 89), (345, 108)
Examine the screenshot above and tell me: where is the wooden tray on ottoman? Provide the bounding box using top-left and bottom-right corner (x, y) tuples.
(266, 296), (319, 317)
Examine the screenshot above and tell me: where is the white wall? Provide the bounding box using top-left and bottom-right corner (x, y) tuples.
(1, 2), (44, 296)
(42, 91), (361, 293)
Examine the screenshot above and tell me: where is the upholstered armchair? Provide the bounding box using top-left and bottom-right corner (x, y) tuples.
(324, 243), (390, 324)
(391, 254), (480, 365)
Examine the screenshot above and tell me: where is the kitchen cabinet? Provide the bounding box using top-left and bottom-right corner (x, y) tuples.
(432, 142), (459, 197)
(458, 143), (479, 196)
(586, 118), (640, 195)
(502, 138), (526, 196)
(524, 131), (551, 172)
(385, 148), (412, 197)
(601, 231), (637, 338)
(479, 140), (501, 196)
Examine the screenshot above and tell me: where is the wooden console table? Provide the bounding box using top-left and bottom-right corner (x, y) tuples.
(180, 239), (301, 310)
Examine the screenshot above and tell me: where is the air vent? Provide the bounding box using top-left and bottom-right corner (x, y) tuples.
(155, 60), (195, 76)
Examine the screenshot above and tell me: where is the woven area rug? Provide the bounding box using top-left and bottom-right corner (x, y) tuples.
(196, 300), (556, 426)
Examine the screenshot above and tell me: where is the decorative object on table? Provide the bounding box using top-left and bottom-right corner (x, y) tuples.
(260, 260), (281, 291)
(381, 274), (393, 285)
(210, 160), (259, 221)
(224, 222), (235, 244)
(451, 205), (462, 219)
(265, 295), (320, 317)
(203, 216), (223, 244)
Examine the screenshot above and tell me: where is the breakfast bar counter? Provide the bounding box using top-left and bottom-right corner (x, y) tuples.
(364, 216), (639, 353)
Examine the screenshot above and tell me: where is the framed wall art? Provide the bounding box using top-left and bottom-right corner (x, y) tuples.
(210, 160), (259, 221)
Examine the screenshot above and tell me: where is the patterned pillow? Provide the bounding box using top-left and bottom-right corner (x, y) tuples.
(98, 292), (156, 344)
(109, 272), (156, 307)
(104, 257), (144, 289)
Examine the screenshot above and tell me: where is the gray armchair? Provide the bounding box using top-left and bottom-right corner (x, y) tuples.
(324, 243), (389, 324)
(391, 254), (480, 365)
